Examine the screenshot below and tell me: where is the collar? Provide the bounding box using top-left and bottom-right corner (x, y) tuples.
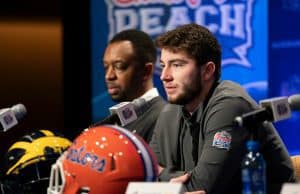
(181, 102), (203, 121)
(181, 80), (219, 119)
(139, 88), (159, 102)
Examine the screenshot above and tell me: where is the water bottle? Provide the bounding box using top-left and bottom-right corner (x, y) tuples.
(241, 140), (266, 194)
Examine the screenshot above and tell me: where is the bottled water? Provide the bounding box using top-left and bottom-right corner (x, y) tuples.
(241, 140), (266, 194)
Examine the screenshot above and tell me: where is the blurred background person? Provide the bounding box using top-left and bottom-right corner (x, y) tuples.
(92, 29), (166, 143)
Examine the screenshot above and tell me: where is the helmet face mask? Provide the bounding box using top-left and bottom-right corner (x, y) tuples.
(47, 155), (66, 194)
(47, 125), (158, 194)
(2, 158), (58, 193)
(0, 129), (71, 194)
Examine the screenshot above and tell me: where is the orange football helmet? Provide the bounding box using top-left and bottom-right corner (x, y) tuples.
(47, 125), (158, 194)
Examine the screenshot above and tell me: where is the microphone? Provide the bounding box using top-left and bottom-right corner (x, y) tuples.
(0, 103), (27, 132)
(288, 94), (300, 110)
(92, 98), (149, 127)
(109, 102), (138, 126)
(234, 95), (300, 127)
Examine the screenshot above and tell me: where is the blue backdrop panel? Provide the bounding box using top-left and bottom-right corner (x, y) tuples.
(91, 0), (268, 122)
(92, 0), (300, 154)
(269, 0), (300, 155)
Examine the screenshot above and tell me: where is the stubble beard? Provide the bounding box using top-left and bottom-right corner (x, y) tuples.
(167, 78), (203, 106)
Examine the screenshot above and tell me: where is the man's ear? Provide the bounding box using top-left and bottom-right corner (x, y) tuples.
(143, 62), (154, 80)
(202, 61), (216, 81)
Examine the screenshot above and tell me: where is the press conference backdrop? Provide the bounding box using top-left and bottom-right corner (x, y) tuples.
(269, 1), (300, 155)
(91, 0), (300, 155)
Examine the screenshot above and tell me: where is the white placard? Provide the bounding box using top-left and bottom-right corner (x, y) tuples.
(280, 183), (300, 194)
(126, 182), (184, 194)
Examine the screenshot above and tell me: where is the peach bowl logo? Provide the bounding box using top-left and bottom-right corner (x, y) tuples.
(105, 0), (254, 73)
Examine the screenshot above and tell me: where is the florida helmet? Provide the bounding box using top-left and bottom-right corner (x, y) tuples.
(47, 125), (158, 194)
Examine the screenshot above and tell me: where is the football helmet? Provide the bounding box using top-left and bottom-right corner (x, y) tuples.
(47, 125), (158, 194)
(0, 129), (71, 194)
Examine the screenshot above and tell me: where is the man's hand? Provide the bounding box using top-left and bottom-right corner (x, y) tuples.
(170, 173), (206, 194)
(170, 173), (190, 183)
(158, 165), (164, 174)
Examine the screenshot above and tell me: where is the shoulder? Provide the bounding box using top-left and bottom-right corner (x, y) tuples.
(201, 81), (261, 123)
(155, 103), (182, 123)
(161, 103), (181, 113)
(209, 80), (259, 109)
(145, 96), (167, 116)
(150, 96), (167, 107)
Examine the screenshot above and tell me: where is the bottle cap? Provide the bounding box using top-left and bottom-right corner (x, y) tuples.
(246, 140), (259, 151)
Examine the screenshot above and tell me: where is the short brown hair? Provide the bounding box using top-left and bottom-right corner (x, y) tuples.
(155, 23), (221, 80)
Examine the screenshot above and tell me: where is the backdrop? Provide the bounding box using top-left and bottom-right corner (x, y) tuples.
(90, 0), (300, 155)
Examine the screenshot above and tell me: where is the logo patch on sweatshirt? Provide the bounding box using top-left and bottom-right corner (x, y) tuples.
(212, 131), (232, 150)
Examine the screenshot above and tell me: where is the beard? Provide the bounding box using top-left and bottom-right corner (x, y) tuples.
(167, 74), (203, 105)
(110, 94), (124, 102)
(110, 90), (132, 102)
(109, 85), (140, 102)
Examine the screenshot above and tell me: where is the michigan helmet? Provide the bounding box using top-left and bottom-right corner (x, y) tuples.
(47, 125), (158, 194)
(0, 129), (71, 194)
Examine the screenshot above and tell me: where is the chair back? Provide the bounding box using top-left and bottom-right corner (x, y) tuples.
(291, 155), (300, 180)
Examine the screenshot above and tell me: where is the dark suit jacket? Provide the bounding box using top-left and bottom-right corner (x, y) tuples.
(150, 80), (296, 194)
(125, 96), (166, 143)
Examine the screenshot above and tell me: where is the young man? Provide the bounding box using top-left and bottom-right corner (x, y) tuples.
(101, 29), (166, 143)
(150, 24), (296, 194)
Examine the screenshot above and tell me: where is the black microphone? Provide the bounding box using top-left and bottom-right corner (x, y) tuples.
(91, 98), (149, 127)
(234, 95), (300, 127)
(0, 103), (27, 132)
(94, 113), (121, 126)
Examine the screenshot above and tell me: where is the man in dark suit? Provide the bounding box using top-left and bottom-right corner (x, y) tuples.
(150, 23), (296, 194)
(99, 29), (166, 143)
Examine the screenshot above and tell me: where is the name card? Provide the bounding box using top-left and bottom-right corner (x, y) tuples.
(126, 182), (184, 194)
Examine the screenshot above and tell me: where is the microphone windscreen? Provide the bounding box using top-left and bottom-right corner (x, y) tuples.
(288, 94), (300, 110)
(132, 98), (147, 115)
(11, 104), (27, 120)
